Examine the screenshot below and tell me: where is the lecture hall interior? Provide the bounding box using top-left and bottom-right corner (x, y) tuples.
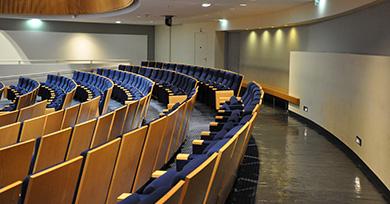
(0, 0), (389, 203)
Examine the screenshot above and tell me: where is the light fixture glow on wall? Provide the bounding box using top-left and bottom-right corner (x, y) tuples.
(202, 3), (211, 7)
(27, 19), (43, 29)
(240, 3), (247, 7)
(115, 21), (122, 24)
(218, 19), (229, 30)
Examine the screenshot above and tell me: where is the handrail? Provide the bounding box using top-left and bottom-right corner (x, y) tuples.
(242, 81), (300, 105)
(0, 59), (133, 65)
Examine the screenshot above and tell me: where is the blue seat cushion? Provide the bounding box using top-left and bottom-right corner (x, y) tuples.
(143, 170), (178, 194)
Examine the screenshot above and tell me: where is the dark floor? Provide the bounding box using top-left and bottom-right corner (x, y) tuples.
(139, 99), (387, 203)
(227, 105), (388, 204)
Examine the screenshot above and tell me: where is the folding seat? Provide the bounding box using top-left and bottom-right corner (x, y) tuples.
(138, 67), (146, 76)
(144, 68), (152, 78)
(43, 109), (64, 135)
(155, 70), (164, 83)
(0, 181), (22, 204)
(230, 74), (243, 95)
(66, 119), (96, 160)
(168, 63), (177, 71)
(162, 63), (169, 70)
(0, 139), (35, 187)
(75, 139), (121, 204)
(61, 104), (80, 129)
(141, 61), (148, 67)
(149, 61), (156, 67)
(181, 65), (189, 75)
(133, 66), (140, 73)
(193, 66), (202, 79)
(175, 64), (183, 73)
(154, 62), (162, 69)
(187, 66), (195, 76)
(22, 156), (83, 204)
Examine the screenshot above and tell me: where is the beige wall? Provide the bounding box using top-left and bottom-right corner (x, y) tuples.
(155, 22), (218, 67)
(289, 51), (390, 190)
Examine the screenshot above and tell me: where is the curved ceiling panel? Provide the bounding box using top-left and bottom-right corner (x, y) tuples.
(0, 0), (134, 15)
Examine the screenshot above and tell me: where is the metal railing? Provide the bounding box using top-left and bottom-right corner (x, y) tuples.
(0, 59), (133, 65)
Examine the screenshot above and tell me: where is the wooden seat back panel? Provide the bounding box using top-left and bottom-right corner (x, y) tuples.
(132, 116), (168, 191)
(61, 104), (80, 129)
(75, 138), (121, 204)
(33, 128), (72, 173)
(66, 119), (96, 160)
(0, 122), (21, 148)
(19, 115), (47, 142)
(44, 110), (65, 135)
(106, 126), (148, 204)
(0, 181), (22, 204)
(156, 180), (185, 204)
(109, 105), (128, 140)
(0, 110), (18, 127)
(23, 156), (83, 204)
(122, 101), (138, 133)
(90, 112), (114, 148)
(0, 140), (35, 187)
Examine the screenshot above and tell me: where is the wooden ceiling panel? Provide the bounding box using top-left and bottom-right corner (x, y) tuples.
(0, 0), (134, 15)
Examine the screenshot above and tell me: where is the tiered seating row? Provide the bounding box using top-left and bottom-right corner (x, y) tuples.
(119, 65), (198, 105)
(1, 77), (40, 111)
(39, 75), (77, 110)
(72, 71), (114, 114)
(0, 88), (196, 204)
(96, 68), (154, 104)
(118, 82), (263, 204)
(142, 61), (244, 110)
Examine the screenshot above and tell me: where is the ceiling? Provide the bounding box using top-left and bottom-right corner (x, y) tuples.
(0, 0), (313, 25)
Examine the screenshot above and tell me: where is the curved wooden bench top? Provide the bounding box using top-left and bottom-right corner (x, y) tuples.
(0, 0), (134, 15)
(242, 81), (300, 105)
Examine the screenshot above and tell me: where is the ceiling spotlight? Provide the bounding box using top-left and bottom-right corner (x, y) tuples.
(115, 21), (122, 24)
(240, 3), (247, 7)
(202, 3), (211, 7)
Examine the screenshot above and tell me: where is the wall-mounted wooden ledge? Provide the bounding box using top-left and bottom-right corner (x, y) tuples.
(0, 0), (134, 15)
(242, 81), (300, 106)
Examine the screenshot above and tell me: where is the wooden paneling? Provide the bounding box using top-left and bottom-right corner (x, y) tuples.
(23, 156), (83, 204)
(242, 81), (300, 105)
(0, 0), (134, 15)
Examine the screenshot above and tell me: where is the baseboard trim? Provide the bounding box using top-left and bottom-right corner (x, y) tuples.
(289, 110), (390, 202)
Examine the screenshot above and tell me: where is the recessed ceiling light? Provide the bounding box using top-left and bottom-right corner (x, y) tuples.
(202, 3), (211, 7)
(240, 3), (247, 7)
(27, 19), (43, 28)
(115, 21), (122, 24)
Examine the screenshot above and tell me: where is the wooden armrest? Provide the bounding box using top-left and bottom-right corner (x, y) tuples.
(192, 140), (204, 145)
(169, 93), (174, 96)
(152, 170), (167, 178)
(210, 122), (218, 126)
(236, 97), (242, 101)
(201, 131), (210, 136)
(218, 110), (225, 113)
(159, 113), (165, 117)
(215, 116), (223, 120)
(162, 109), (169, 113)
(176, 153), (190, 161)
(212, 88), (218, 91)
(117, 193), (132, 202)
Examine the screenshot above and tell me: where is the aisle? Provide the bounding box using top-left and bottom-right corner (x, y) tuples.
(226, 105), (387, 203)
